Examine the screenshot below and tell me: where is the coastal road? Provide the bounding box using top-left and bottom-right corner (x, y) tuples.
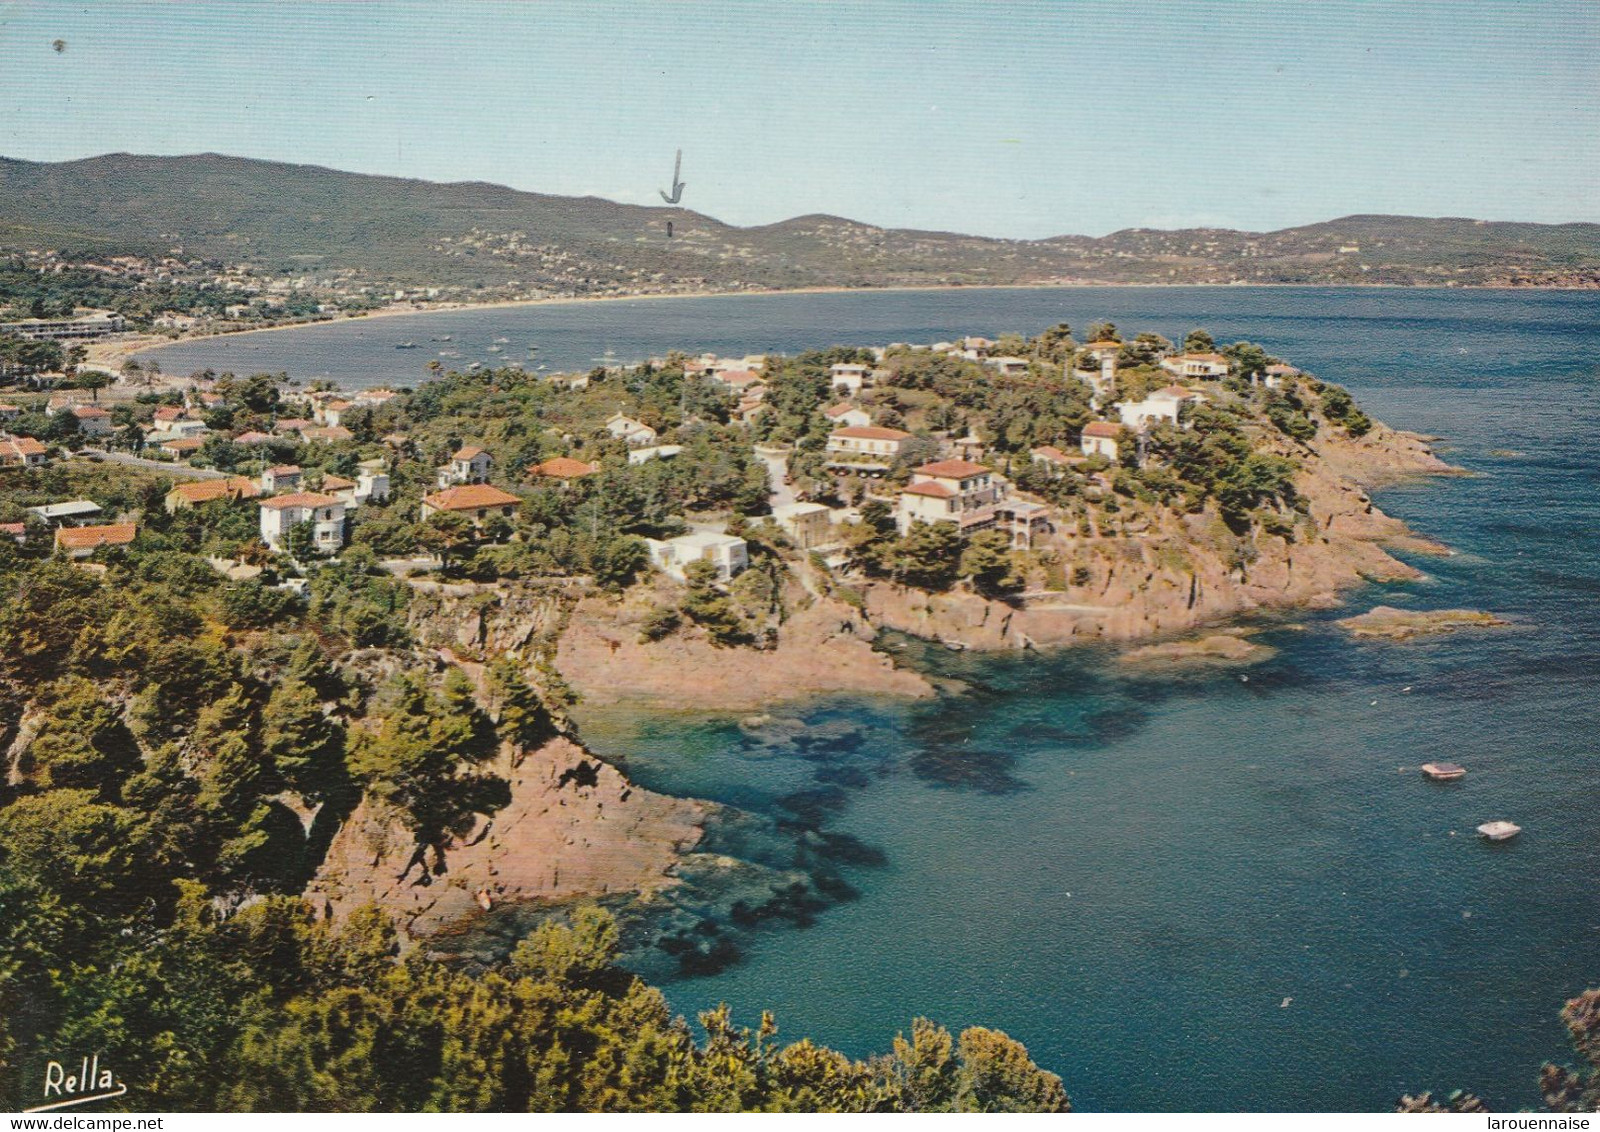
(76, 448), (231, 480)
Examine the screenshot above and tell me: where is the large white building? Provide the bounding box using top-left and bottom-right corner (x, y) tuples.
(0, 310), (126, 341)
(1117, 385), (1201, 430)
(645, 531), (749, 582)
(259, 492), (346, 554)
(894, 459), (1051, 548)
(825, 426), (912, 471)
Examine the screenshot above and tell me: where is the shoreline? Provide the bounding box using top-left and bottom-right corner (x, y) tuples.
(124, 278), (1596, 375)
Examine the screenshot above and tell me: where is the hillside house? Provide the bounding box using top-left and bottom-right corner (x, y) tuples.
(1, 435), (48, 467)
(894, 459), (1003, 535)
(1262, 364), (1299, 390)
(28, 500), (103, 527)
(1080, 421), (1121, 460)
(419, 483), (521, 527)
(159, 437), (206, 458)
(829, 363), (871, 393)
(826, 426), (912, 472)
(1118, 385), (1201, 430)
(605, 413), (659, 447)
(259, 493), (346, 553)
(437, 444), (493, 488)
(164, 477), (260, 513)
(1031, 445), (1084, 469)
(70, 405), (113, 436)
(645, 530), (749, 582)
(1160, 353), (1231, 380)
(823, 404), (872, 430)
(530, 456), (598, 481)
(627, 444), (683, 465)
(55, 522), (136, 559)
(261, 465), (302, 493)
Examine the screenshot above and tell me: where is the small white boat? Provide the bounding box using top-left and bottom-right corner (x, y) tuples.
(494, 336), (509, 344)
(1476, 821), (1521, 842)
(1421, 762), (1466, 781)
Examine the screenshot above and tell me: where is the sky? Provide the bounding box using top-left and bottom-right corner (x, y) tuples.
(0, 0), (1595, 239)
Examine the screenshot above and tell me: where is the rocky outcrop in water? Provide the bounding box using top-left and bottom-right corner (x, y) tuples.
(1336, 606), (1510, 640)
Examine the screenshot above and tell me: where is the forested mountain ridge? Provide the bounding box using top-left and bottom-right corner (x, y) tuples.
(3, 153), (1598, 295)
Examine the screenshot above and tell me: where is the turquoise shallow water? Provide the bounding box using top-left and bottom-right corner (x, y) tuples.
(161, 286), (1600, 1110)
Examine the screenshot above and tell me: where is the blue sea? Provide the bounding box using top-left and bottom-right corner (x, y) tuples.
(149, 287), (1600, 1111)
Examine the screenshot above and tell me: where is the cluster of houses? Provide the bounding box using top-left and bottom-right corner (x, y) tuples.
(807, 334), (1294, 545)
(6, 330), (1306, 597)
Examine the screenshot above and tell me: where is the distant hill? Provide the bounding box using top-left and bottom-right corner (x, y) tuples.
(3, 152), (1598, 291)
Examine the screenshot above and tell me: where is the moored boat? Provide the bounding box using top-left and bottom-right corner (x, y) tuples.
(1476, 820), (1521, 841)
(1421, 761), (1466, 781)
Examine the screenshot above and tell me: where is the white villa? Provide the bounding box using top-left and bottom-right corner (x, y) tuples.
(605, 413), (659, 447)
(1080, 421), (1121, 460)
(829, 363), (871, 393)
(1118, 385), (1201, 430)
(259, 492), (346, 554)
(825, 425), (912, 471)
(437, 444), (493, 488)
(823, 404), (873, 430)
(645, 530), (749, 582)
(1160, 353), (1231, 380)
(894, 458), (1050, 547)
(894, 459), (1002, 534)
(628, 444), (683, 465)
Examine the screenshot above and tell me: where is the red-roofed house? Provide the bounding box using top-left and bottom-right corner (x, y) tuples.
(70, 404), (113, 436)
(165, 477), (260, 513)
(1080, 421), (1121, 459)
(1, 435), (49, 467)
(261, 464), (302, 493)
(419, 483), (522, 527)
(530, 456), (598, 481)
(895, 460), (1001, 533)
(1031, 445), (1084, 468)
(55, 522), (137, 559)
(438, 444), (493, 488)
(823, 404), (872, 429)
(159, 436), (206, 457)
(894, 459), (1051, 547)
